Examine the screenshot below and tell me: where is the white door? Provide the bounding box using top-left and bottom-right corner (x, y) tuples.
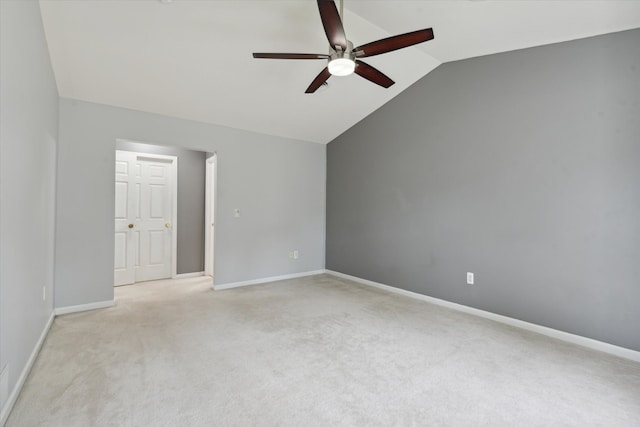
(204, 155), (216, 278)
(114, 151), (176, 286)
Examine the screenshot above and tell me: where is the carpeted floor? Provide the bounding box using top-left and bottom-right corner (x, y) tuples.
(7, 274), (640, 426)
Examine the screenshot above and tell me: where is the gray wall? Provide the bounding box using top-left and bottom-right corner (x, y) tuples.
(326, 29), (640, 351)
(0, 0), (58, 417)
(55, 99), (325, 308)
(115, 140), (206, 274)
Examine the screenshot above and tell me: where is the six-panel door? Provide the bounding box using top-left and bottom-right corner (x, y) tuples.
(114, 151), (174, 286)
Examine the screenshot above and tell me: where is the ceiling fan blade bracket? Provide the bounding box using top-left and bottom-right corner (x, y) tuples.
(329, 40), (354, 62)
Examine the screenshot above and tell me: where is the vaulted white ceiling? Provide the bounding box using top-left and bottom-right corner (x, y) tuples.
(39, 0), (640, 144)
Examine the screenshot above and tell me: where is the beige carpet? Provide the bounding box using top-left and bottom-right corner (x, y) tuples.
(7, 274), (640, 426)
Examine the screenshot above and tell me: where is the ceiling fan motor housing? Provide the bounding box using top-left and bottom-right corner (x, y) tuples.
(328, 40), (355, 76)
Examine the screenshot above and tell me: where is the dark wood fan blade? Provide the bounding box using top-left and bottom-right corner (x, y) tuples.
(354, 60), (394, 88)
(305, 67), (331, 93)
(253, 53), (330, 60)
(317, 0), (347, 50)
(353, 28), (434, 58)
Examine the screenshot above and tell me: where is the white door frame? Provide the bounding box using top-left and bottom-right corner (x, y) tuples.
(204, 154), (217, 284)
(114, 144), (178, 282)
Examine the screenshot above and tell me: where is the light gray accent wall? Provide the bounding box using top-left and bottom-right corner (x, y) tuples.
(0, 0), (58, 413)
(115, 140), (206, 274)
(327, 29), (640, 351)
(55, 99), (325, 307)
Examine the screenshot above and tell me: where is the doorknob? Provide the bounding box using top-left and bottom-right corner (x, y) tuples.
(165, 223), (171, 228)
(128, 224), (134, 229)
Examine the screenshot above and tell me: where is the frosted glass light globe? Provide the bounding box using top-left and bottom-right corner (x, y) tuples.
(328, 58), (355, 76)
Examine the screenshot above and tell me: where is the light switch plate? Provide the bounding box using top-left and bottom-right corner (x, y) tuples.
(467, 272), (474, 285)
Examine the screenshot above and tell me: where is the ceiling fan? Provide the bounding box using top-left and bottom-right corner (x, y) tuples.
(253, 0), (434, 93)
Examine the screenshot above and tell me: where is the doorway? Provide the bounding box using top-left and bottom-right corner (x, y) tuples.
(114, 150), (178, 286)
(204, 154), (217, 281)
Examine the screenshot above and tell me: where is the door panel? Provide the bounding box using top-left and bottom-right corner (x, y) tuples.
(149, 185), (164, 218)
(115, 182), (128, 219)
(135, 183), (141, 219)
(114, 232), (127, 269)
(149, 165), (164, 178)
(115, 160), (128, 174)
(134, 230), (140, 267)
(148, 231), (165, 264)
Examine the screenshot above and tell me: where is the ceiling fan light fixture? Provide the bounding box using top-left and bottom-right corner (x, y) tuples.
(252, 1), (434, 92)
(328, 58), (355, 76)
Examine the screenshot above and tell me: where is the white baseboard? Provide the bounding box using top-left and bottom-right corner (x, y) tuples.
(0, 312), (55, 426)
(54, 300), (115, 316)
(325, 270), (640, 363)
(172, 271), (205, 279)
(215, 270), (325, 291)
(1, 299), (115, 424)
